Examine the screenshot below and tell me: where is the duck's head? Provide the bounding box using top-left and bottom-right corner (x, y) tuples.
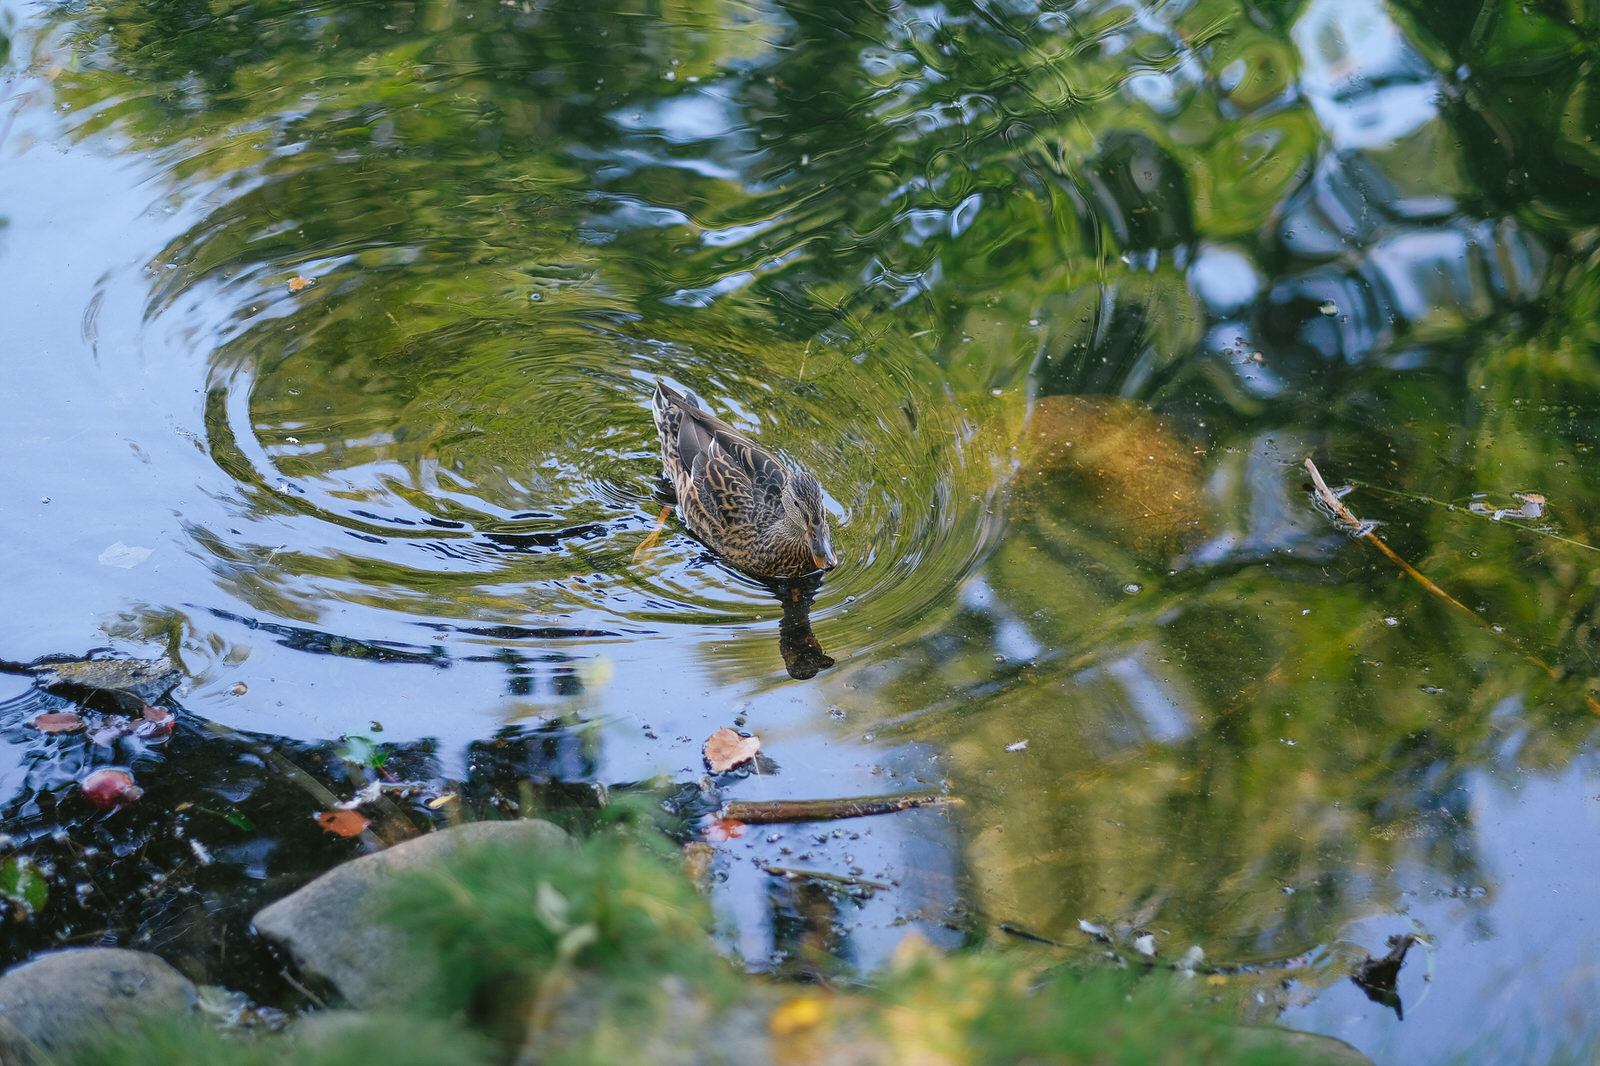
(783, 473), (839, 573)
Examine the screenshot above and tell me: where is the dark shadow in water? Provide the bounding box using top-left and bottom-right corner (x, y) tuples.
(1352, 933), (1417, 1021)
(0, 678), (608, 999)
(205, 608), (451, 666)
(769, 575), (834, 681)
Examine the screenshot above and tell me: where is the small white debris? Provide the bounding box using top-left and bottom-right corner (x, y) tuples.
(1078, 919), (1112, 942)
(1004, 739), (1028, 753)
(98, 541), (153, 568)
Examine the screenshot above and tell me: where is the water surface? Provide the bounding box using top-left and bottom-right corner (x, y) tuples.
(3, 0), (1599, 1060)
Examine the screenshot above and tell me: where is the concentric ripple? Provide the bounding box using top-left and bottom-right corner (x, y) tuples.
(190, 290), (1006, 668)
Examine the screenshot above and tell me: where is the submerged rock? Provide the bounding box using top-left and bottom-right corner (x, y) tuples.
(253, 819), (569, 1009)
(0, 947), (198, 1063)
(27, 655), (180, 709)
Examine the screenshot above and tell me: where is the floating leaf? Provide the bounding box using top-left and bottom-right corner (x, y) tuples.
(27, 712), (85, 734)
(135, 704), (176, 740)
(198, 806), (256, 831)
(704, 816), (747, 842)
(338, 734), (389, 770)
(288, 275), (314, 292)
(0, 855), (48, 916)
(81, 768), (143, 811)
(315, 810), (370, 837)
(97, 541), (154, 568)
(703, 727), (760, 773)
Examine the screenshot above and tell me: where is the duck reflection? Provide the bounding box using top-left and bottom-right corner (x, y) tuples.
(773, 574), (834, 680)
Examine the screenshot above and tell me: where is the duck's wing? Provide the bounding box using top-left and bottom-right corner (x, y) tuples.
(654, 381), (791, 528)
(669, 393), (783, 489)
(686, 439), (751, 538)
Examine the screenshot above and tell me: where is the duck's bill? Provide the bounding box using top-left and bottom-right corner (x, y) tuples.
(809, 529), (840, 572)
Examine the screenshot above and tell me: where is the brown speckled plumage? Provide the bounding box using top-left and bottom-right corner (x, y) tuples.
(652, 381), (839, 578)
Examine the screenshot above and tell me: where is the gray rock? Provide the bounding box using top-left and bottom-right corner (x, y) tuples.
(1233, 1024), (1375, 1065)
(288, 1008), (375, 1046)
(0, 947), (198, 1063)
(253, 819), (569, 1009)
(29, 655), (179, 707)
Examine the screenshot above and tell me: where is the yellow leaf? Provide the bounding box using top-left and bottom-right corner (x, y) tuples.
(769, 994), (826, 1037)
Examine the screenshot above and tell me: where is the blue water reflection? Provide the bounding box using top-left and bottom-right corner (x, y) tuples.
(3, 0), (1600, 1058)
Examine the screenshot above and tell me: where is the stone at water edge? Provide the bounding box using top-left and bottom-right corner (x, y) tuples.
(252, 819), (570, 1010)
(1231, 1024), (1375, 1065)
(0, 947), (199, 1063)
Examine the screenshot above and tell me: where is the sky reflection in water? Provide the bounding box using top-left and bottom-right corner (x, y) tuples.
(2, 0), (1599, 1060)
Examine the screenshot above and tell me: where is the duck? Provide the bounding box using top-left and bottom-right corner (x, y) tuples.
(649, 380), (840, 578)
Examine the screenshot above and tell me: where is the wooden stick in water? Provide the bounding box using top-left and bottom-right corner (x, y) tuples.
(719, 792), (958, 825)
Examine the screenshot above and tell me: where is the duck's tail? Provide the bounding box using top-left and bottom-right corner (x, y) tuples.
(653, 379), (703, 412)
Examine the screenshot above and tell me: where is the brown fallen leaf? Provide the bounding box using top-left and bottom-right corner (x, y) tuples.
(288, 276), (315, 292)
(703, 726), (760, 773)
(315, 810), (370, 837)
(28, 712), (85, 734)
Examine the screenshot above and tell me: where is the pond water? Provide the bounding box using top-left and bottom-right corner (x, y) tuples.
(2, 0), (1599, 1060)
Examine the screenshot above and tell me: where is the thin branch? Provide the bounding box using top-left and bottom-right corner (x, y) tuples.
(1304, 457), (1600, 716)
(719, 792), (958, 826)
(759, 865), (892, 890)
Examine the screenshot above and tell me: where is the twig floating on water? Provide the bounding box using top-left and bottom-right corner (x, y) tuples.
(1305, 457), (1479, 620)
(719, 792), (959, 825)
(760, 865), (892, 890)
